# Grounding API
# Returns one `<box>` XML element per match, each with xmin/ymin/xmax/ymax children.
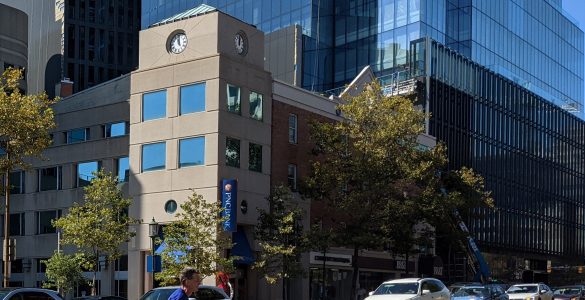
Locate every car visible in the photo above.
<box><xmin>449</xmin><ymin>283</ymin><xmax>483</xmax><ymax>294</ymax></box>
<box><xmin>140</xmin><ymin>286</ymin><xmax>229</xmax><ymax>300</ymax></box>
<box><xmin>552</xmin><ymin>285</ymin><xmax>585</xmax><ymax>300</ymax></box>
<box><xmin>451</xmin><ymin>285</ymin><xmax>509</xmax><ymax>300</ymax></box>
<box><xmin>73</xmin><ymin>296</ymin><xmax>126</xmax><ymax>300</ymax></box>
<box><xmin>506</xmin><ymin>283</ymin><xmax>553</xmax><ymax>300</ymax></box>
<box><xmin>365</xmin><ymin>278</ymin><xmax>450</xmax><ymax>300</ymax></box>
<box><xmin>0</xmin><ymin>288</ymin><xmax>63</xmax><ymax>300</ymax></box>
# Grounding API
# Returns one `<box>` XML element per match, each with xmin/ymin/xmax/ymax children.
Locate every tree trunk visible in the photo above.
<box><xmin>322</xmin><ymin>248</ymin><xmax>327</xmax><ymax>300</ymax></box>
<box><xmin>282</xmin><ymin>278</ymin><xmax>286</xmax><ymax>300</ymax></box>
<box><xmin>3</xmin><ymin>162</ymin><xmax>11</xmax><ymax>288</ymax></box>
<box><xmin>351</xmin><ymin>246</ymin><xmax>359</xmax><ymax>300</ymax></box>
<box><xmin>92</xmin><ymin>252</ymin><xmax>98</xmax><ymax>295</ymax></box>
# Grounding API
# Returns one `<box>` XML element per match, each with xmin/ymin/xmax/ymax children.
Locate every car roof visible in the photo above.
<box><xmin>0</xmin><ymin>288</ymin><xmax>58</xmax><ymax>293</ymax></box>
<box><xmin>152</xmin><ymin>285</ymin><xmax>218</xmax><ymax>290</ymax></box>
<box><xmin>383</xmin><ymin>278</ymin><xmax>443</xmax><ymax>284</ymax></box>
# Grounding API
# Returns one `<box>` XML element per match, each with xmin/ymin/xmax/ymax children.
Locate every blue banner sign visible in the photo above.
<box><xmin>221</xmin><ymin>179</ymin><xmax>237</xmax><ymax>232</ymax></box>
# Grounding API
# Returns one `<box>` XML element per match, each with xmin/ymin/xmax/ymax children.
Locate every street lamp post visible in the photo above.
<box><xmin>148</xmin><ymin>218</ymin><xmax>159</xmax><ymax>289</ymax></box>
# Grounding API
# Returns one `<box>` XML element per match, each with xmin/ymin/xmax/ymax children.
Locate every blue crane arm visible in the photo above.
<box><xmin>453</xmin><ymin>209</ymin><xmax>491</xmax><ymax>282</ymax></box>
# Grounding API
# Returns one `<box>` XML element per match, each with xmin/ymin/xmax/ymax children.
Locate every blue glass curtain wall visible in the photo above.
<box><xmin>426</xmin><ymin>39</ymin><xmax>585</xmax><ymax>257</ymax></box>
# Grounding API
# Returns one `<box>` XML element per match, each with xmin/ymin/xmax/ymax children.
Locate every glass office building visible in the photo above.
<box><xmin>141</xmin><ymin>0</ymin><xmax>583</xmax><ymax>115</ymax></box>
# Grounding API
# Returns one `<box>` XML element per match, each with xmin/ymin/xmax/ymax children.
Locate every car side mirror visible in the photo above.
<box><xmin>422</xmin><ymin>289</ymin><xmax>431</xmax><ymax>295</ymax></box>
<box><xmin>540</xmin><ymin>290</ymin><xmax>547</xmax><ymax>294</ymax></box>
<box><xmin>369</xmin><ymin>291</ymin><xmax>374</xmax><ymax>296</ymax></box>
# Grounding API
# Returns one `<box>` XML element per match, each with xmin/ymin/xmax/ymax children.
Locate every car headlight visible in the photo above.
<box><xmin>525</xmin><ymin>296</ymin><xmax>537</xmax><ymax>300</ymax></box>
<box><xmin>570</xmin><ymin>297</ymin><xmax>578</xmax><ymax>300</ymax></box>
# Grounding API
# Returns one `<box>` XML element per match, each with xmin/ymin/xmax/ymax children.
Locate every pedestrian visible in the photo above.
<box><xmin>216</xmin><ymin>271</ymin><xmax>234</xmax><ymax>299</ymax></box>
<box><xmin>168</xmin><ymin>267</ymin><xmax>202</xmax><ymax>300</ymax></box>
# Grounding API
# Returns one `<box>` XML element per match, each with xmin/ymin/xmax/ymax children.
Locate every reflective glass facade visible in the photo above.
<box><xmin>424</xmin><ymin>39</ymin><xmax>585</xmax><ymax>258</ymax></box>
<box><xmin>142</xmin><ymin>0</ymin><xmax>583</xmax><ymax>114</ymax></box>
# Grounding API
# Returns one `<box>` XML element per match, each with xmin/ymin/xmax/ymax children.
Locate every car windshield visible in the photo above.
<box><xmin>0</xmin><ymin>292</ymin><xmax>10</xmax><ymax>300</ymax></box>
<box><xmin>374</xmin><ymin>283</ymin><xmax>419</xmax><ymax>295</ymax></box>
<box><xmin>140</xmin><ymin>289</ymin><xmax>176</xmax><ymax>300</ymax></box>
<box><xmin>507</xmin><ymin>286</ymin><xmax>538</xmax><ymax>294</ymax></box>
<box><xmin>554</xmin><ymin>288</ymin><xmax>581</xmax><ymax>295</ymax></box>
<box><xmin>453</xmin><ymin>287</ymin><xmax>489</xmax><ymax>298</ymax></box>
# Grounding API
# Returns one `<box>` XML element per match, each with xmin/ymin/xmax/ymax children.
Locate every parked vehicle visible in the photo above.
<box><xmin>73</xmin><ymin>296</ymin><xmax>126</xmax><ymax>300</ymax></box>
<box><xmin>0</xmin><ymin>288</ymin><xmax>63</xmax><ymax>300</ymax></box>
<box><xmin>506</xmin><ymin>283</ymin><xmax>553</xmax><ymax>300</ymax></box>
<box><xmin>451</xmin><ymin>285</ymin><xmax>508</xmax><ymax>300</ymax></box>
<box><xmin>365</xmin><ymin>278</ymin><xmax>450</xmax><ymax>300</ymax></box>
<box><xmin>140</xmin><ymin>286</ymin><xmax>229</xmax><ymax>300</ymax></box>
<box><xmin>449</xmin><ymin>283</ymin><xmax>483</xmax><ymax>294</ymax></box>
<box><xmin>552</xmin><ymin>285</ymin><xmax>585</xmax><ymax>300</ymax></box>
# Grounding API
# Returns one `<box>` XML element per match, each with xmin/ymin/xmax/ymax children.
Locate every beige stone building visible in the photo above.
<box><xmin>4</xmin><ymin>6</ymin><xmax>429</xmax><ymax>300</ymax></box>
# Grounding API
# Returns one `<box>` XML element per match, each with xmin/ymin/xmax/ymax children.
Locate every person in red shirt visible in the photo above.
<box><xmin>216</xmin><ymin>271</ymin><xmax>234</xmax><ymax>299</ymax></box>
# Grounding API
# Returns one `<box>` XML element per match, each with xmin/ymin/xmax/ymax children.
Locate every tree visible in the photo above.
<box><xmin>42</xmin><ymin>251</ymin><xmax>87</xmax><ymax>297</ymax></box>
<box><xmin>155</xmin><ymin>191</ymin><xmax>236</xmax><ymax>285</ymax></box>
<box><xmin>303</xmin><ymin>81</ymin><xmax>492</xmax><ymax>299</ymax></box>
<box><xmin>254</xmin><ymin>185</ymin><xmax>306</xmax><ymax>300</ymax></box>
<box><xmin>53</xmin><ymin>170</ymin><xmax>139</xmax><ymax>295</ymax></box>
<box><xmin>0</xmin><ymin>67</ymin><xmax>58</xmax><ymax>286</ymax></box>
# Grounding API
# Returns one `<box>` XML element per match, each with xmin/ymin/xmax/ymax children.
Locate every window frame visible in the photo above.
<box><xmin>289</xmin><ymin>114</ymin><xmax>298</xmax><ymax>144</ymax></box>
<box><xmin>248</xmin><ymin>143</ymin><xmax>262</xmax><ymax>172</ymax></box>
<box><xmin>180</xmin><ymin>82</ymin><xmax>206</xmax><ymax>115</ymax></box>
<box><xmin>104</xmin><ymin>121</ymin><xmax>129</xmax><ymax>138</ymax></box>
<box><xmin>225</xmin><ymin>137</ymin><xmax>241</xmax><ymax>168</ymax></box>
<box><xmin>116</xmin><ymin>156</ymin><xmax>129</xmax><ymax>182</ymax></box>
<box><xmin>37</xmin><ymin>210</ymin><xmax>62</xmax><ymax>235</ymax></box>
<box><xmin>66</xmin><ymin>127</ymin><xmax>90</xmax><ymax>144</ymax></box>
<box><xmin>179</xmin><ymin>136</ymin><xmax>206</xmax><ymax>168</ymax></box>
<box><xmin>142</xmin><ymin>89</ymin><xmax>167</xmax><ymax>121</ymax></box>
<box><xmin>249</xmin><ymin>91</ymin><xmax>263</xmax><ymax>121</ymax></box>
<box><xmin>38</xmin><ymin>166</ymin><xmax>63</xmax><ymax>191</ymax></box>
<box><xmin>76</xmin><ymin>161</ymin><xmax>100</xmax><ymax>187</ymax></box>
<box><xmin>226</xmin><ymin>84</ymin><xmax>241</xmax><ymax>114</ymax></box>
<box><xmin>287</xmin><ymin>164</ymin><xmax>297</xmax><ymax>190</ymax></box>
<box><xmin>141</xmin><ymin>142</ymin><xmax>166</xmax><ymax>172</ymax></box>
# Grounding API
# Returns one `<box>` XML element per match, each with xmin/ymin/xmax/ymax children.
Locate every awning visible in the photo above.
<box><xmin>232</xmin><ymin>230</ymin><xmax>255</xmax><ymax>265</ymax></box>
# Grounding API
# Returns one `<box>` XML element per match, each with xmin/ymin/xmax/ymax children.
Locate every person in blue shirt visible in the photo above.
<box><xmin>168</xmin><ymin>267</ymin><xmax>202</xmax><ymax>300</ymax></box>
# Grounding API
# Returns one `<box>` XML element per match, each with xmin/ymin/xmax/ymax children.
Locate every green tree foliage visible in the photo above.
<box><xmin>42</xmin><ymin>251</ymin><xmax>87</xmax><ymax>296</ymax></box>
<box><xmin>0</xmin><ymin>67</ymin><xmax>57</xmax><ymax>172</ymax></box>
<box><xmin>155</xmin><ymin>191</ymin><xmax>236</xmax><ymax>285</ymax></box>
<box><xmin>0</xmin><ymin>67</ymin><xmax>58</xmax><ymax>286</ymax></box>
<box><xmin>255</xmin><ymin>185</ymin><xmax>306</xmax><ymax>300</ymax></box>
<box><xmin>303</xmin><ymin>81</ymin><xmax>493</xmax><ymax>299</ymax></box>
<box><xmin>53</xmin><ymin>170</ymin><xmax>139</xmax><ymax>294</ymax></box>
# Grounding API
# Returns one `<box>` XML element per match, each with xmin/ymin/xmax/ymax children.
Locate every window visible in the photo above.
<box><xmin>1</xmin><ymin>213</ymin><xmax>25</xmax><ymax>236</ymax></box>
<box><xmin>180</xmin><ymin>83</ymin><xmax>206</xmax><ymax>115</ymax></box>
<box><xmin>226</xmin><ymin>84</ymin><xmax>241</xmax><ymax>114</ymax></box>
<box><xmin>36</xmin><ymin>258</ymin><xmax>49</xmax><ymax>273</ymax></box>
<box><xmin>3</xmin><ymin>171</ymin><xmax>25</xmax><ymax>194</ymax></box>
<box><xmin>225</xmin><ymin>137</ymin><xmax>240</xmax><ymax>168</ymax></box>
<box><xmin>116</xmin><ymin>156</ymin><xmax>129</xmax><ymax>182</ymax></box>
<box><xmin>142</xmin><ymin>90</ymin><xmax>166</xmax><ymax>121</ymax></box>
<box><xmin>77</xmin><ymin>161</ymin><xmax>99</xmax><ymax>187</ymax></box>
<box><xmin>104</xmin><ymin>121</ymin><xmax>128</xmax><ymax>137</ymax></box>
<box><xmin>39</xmin><ymin>167</ymin><xmax>62</xmax><ymax>191</ymax></box>
<box><xmin>142</xmin><ymin>142</ymin><xmax>166</xmax><ymax>172</ymax></box>
<box><xmin>115</xmin><ymin>255</ymin><xmax>128</xmax><ymax>271</ymax></box>
<box><xmin>289</xmin><ymin>114</ymin><xmax>298</xmax><ymax>144</ymax></box>
<box><xmin>66</xmin><ymin>128</ymin><xmax>90</xmax><ymax>144</ymax></box>
<box><xmin>249</xmin><ymin>143</ymin><xmax>262</xmax><ymax>172</ymax></box>
<box><xmin>179</xmin><ymin>137</ymin><xmax>205</xmax><ymax>167</ymax></box>
<box><xmin>37</xmin><ymin>210</ymin><xmax>61</xmax><ymax>234</ymax></box>
<box><xmin>249</xmin><ymin>91</ymin><xmax>263</xmax><ymax>121</ymax></box>
<box><xmin>288</xmin><ymin>164</ymin><xmax>297</xmax><ymax>190</ymax></box>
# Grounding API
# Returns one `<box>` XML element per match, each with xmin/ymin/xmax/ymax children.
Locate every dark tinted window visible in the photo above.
<box><xmin>195</xmin><ymin>288</ymin><xmax>226</xmax><ymax>300</ymax></box>
<box><xmin>14</xmin><ymin>292</ymin><xmax>55</xmax><ymax>300</ymax></box>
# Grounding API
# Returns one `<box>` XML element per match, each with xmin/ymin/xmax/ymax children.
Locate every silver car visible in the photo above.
<box><xmin>0</xmin><ymin>288</ymin><xmax>63</xmax><ymax>300</ymax></box>
<box><xmin>140</xmin><ymin>286</ymin><xmax>229</xmax><ymax>300</ymax></box>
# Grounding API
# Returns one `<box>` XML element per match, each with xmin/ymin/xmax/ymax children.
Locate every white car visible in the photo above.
<box><xmin>506</xmin><ymin>283</ymin><xmax>553</xmax><ymax>300</ymax></box>
<box><xmin>0</xmin><ymin>288</ymin><xmax>63</xmax><ymax>300</ymax></box>
<box><xmin>140</xmin><ymin>286</ymin><xmax>230</xmax><ymax>300</ymax></box>
<box><xmin>365</xmin><ymin>278</ymin><xmax>450</xmax><ymax>300</ymax></box>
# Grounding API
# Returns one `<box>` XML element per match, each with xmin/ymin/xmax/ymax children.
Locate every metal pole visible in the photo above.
<box><xmin>151</xmin><ymin>236</ymin><xmax>155</xmax><ymax>289</ymax></box>
<box><xmin>3</xmin><ymin>152</ymin><xmax>11</xmax><ymax>287</ymax></box>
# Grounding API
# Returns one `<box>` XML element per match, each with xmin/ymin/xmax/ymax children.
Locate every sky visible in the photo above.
<box><xmin>562</xmin><ymin>0</ymin><xmax>585</xmax><ymax>114</ymax></box>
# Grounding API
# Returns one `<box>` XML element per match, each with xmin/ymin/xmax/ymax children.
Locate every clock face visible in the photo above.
<box><xmin>169</xmin><ymin>32</ymin><xmax>187</xmax><ymax>54</ymax></box>
<box><xmin>234</xmin><ymin>31</ymin><xmax>248</xmax><ymax>56</ymax></box>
